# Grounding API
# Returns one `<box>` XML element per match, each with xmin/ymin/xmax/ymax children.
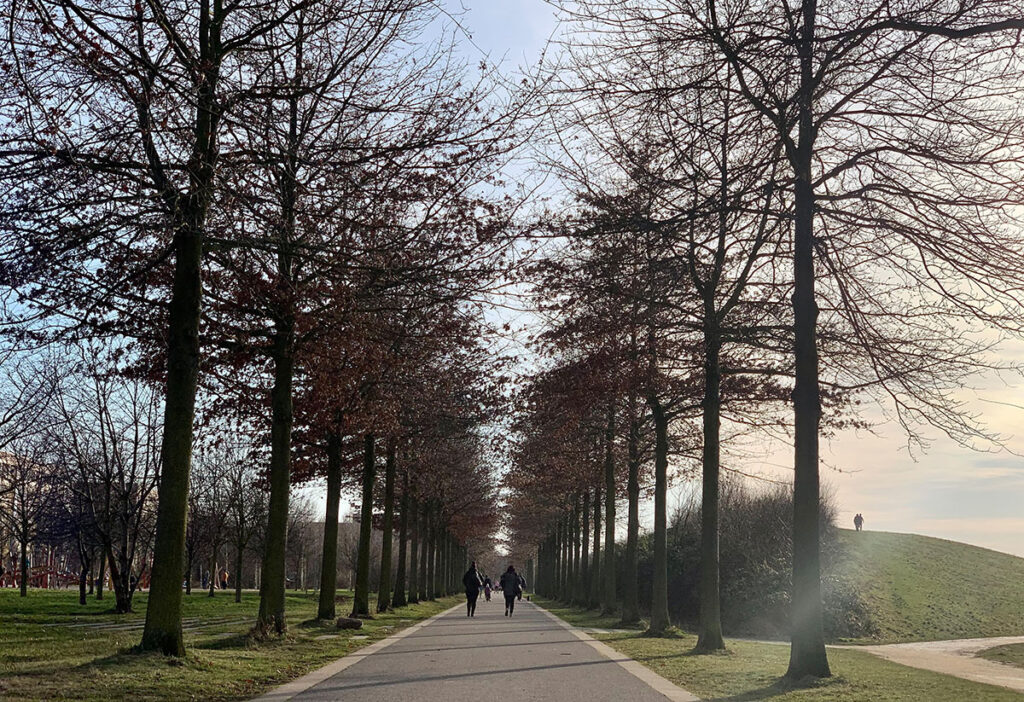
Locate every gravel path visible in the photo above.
<box><xmin>838</xmin><ymin>635</ymin><xmax>1024</xmax><ymax>694</ymax></box>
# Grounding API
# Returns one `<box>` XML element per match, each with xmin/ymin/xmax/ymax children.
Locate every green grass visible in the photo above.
<box><xmin>833</xmin><ymin>530</ymin><xmax>1024</xmax><ymax>642</ymax></box>
<box><xmin>978</xmin><ymin>643</ymin><xmax>1024</xmax><ymax>670</ymax></box>
<box><xmin>539</xmin><ymin>599</ymin><xmax>1024</xmax><ymax>701</ymax></box>
<box><xmin>0</xmin><ymin>588</ymin><xmax>457</xmax><ymax>701</ymax></box>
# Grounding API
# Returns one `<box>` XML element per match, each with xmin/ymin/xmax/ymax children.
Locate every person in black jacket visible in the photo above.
<box><xmin>462</xmin><ymin>562</ymin><xmax>483</xmax><ymax>617</ymax></box>
<box><xmin>499</xmin><ymin>565</ymin><xmax>522</xmax><ymax>617</ymax></box>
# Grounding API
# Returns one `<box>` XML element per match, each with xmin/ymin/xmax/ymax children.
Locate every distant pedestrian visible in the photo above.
<box><xmin>219</xmin><ymin>568</ymin><xmax>229</xmax><ymax>589</ymax></box>
<box><xmin>463</xmin><ymin>561</ymin><xmax>483</xmax><ymax>617</ymax></box>
<box><xmin>483</xmin><ymin>576</ymin><xmax>492</xmax><ymax>602</ymax></box>
<box><xmin>854</xmin><ymin>513</ymin><xmax>864</xmax><ymax>532</ymax></box>
<box><xmin>500</xmin><ymin>565</ymin><xmax>522</xmax><ymax>617</ymax></box>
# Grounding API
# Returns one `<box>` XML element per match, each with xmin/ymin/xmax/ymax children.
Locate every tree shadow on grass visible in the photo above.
<box><xmin>704</xmin><ymin>675</ymin><xmax>847</xmax><ymax>701</ymax></box>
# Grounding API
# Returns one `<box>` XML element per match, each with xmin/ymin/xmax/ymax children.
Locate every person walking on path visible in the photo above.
<box><xmin>483</xmin><ymin>576</ymin><xmax>492</xmax><ymax>602</ymax></box>
<box><xmin>500</xmin><ymin>565</ymin><xmax>521</xmax><ymax>617</ymax></box>
<box><xmin>854</xmin><ymin>513</ymin><xmax>864</xmax><ymax>531</ymax></box>
<box><xmin>463</xmin><ymin>561</ymin><xmax>483</xmax><ymax>617</ymax></box>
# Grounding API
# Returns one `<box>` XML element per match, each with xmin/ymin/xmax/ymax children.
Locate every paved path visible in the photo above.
<box><xmin>840</xmin><ymin>636</ymin><xmax>1024</xmax><ymax>694</ymax></box>
<box><xmin>257</xmin><ymin>598</ymin><xmax>697</xmax><ymax>702</ymax></box>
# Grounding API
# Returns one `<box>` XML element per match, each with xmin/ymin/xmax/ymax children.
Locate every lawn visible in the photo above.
<box><xmin>833</xmin><ymin>530</ymin><xmax>1024</xmax><ymax>643</ymax></box>
<box><xmin>538</xmin><ymin>599</ymin><xmax>1024</xmax><ymax>701</ymax></box>
<box><xmin>0</xmin><ymin>587</ymin><xmax>457</xmax><ymax>701</ymax></box>
<box><xmin>978</xmin><ymin>643</ymin><xmax>1024</xmax><ymax>670</ymax></box>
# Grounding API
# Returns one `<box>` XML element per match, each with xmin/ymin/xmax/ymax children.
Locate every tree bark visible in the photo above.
<box><xmin>602</xmin><ymin>402</ymin><xmax>617</xmax><ymax>615</ymax></box>
<box><xmin>19</xmin><ymin>537</ymin><xmax>28</xmax><ymax>597</ymax></box>
<box><xmin>696</xmin><ymin>324</ymin><xmax>725</xmax><ymax>650</ymax></box>
<box><xmin>426</xmin><ymin>507</ymin><xmax>437</xmax><ymax>600</ymax></box>
<box><xmin>377</xmin><ymin>439</ymin><xmax>396</xmax><ymax>612</ymax></box>
<box><xmin>621</xmin><ymin>412</ymin><xmax>641</xmax><ymax>626</ymax></box>
<box><xmin>648</xmin><ymin>395</ymin><xmax>670</xmax><ymax>634</ymax></box>
<box><xmin>571</xmin><ymin>494</ymin><xmax>581</xmax><ymax>604</ymax></box>
<box><xmin>351</xmin><ymin>433</ymin><xmax>375</xmax><ymax>617</ymax></box>
<box><xmin>255</xmin><ymin>313</ymin><xmax>296</xmax><ymax>635</ymax></box>
<box><xmin>580</xmin><ymin>490</ymin><xmax>590</xmax><ymax>604</ymax></box>
<box><xmin>140</xmin><ymin>0</ymin><xmax>220</xmax><ymax>654</ymax></box>
<box><xmin>392</xmin><ymin>470</ymin><xmax>410</xmax><ymax>608</ymax></box>
<box><xmin>408</xmin><ymin>493</ymin><xmax>420</xmax><ymax>604</ymax></box>
<box><xmin>317</xmin><ymin>432</ymin><xmax>343</xmax><ymax>619</ymax></box>
<box><xmin>96</xmin><ymin>555</ymin><xmax>105</xmax><ymax>601</ymax></box>
<box><xmin>208</xmin><ymin>544</ymin><xmax>217</xmax><ymax>597</ymax></box>
<box><xmin>786</xmin><ymin>0</ymin><xmax>830</xmax><ymax>680</ymax></box>
<box><xmin>590</xmin><ymin>484</ymin><xmax>602</xmax><ymax>608</ymax></box>
<box><xmin>417</xmin><ymin>500</ymin><xmax>429</xmax><ymax>601</ymax></box>
<box><xmin>234</xmin><ymin>541</ymin><xmax>244</xmax><ymax>604</ymax></box>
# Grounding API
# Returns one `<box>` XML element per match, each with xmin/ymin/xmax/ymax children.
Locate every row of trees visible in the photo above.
<box><xmin>0</xmin><ymin>0</ymin><xmax>513</xmax><ymax>654</ymax></box>
<box><xmin>508</xmin><ymin>0</ymin><xmax>1024</xmax><ymax>681</ymax></box>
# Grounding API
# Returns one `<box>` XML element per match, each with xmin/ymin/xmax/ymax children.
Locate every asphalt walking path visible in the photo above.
<box><xmin>257</xmin><ymin>596</ymin><xmax>698</xmax><ymax>702</ymax></box>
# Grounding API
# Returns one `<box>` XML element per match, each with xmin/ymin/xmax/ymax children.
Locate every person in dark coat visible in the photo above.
<box><xmin>462</xmin><ymin>561</ymin><xmax>483</xmax><ymax>617</ymax></box>
<box><xmin>499</xmin><ymin>565</ymin><xmax>522</xmax><ymax>617</ymax></box>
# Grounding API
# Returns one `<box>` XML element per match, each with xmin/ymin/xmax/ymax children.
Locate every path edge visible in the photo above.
<box><xmin>532</xmin><ymin>602</ymin><xmax>701</xmax><ymax>702</ymax></box>
<box><xmin>249</xmin><ymin>603</ymin><xmax>462</xmax><ymax>702</ymax></box>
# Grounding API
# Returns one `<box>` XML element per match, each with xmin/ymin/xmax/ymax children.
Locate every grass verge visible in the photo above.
<box><xmin>537</xmin><ymin>598</ymin><xmax>1024</xmax><ymax>701</ymax></box>
<box><xmin>834</xmin><ymin>530</ymin><xmax>1024</xmax><ymax>643</ymax></box>
<box><xmin>0</xmin><ymin>588</ymin><xmax>457</xmax><ymax>701</ymax></box>
<box><xmin>978</xmin><ymin>643</ymin><xmax>1024</xmax><ymax>670</ymax></box>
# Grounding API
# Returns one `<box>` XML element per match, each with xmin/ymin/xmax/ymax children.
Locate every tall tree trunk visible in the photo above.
<box><xmin>141</xmin><ymin>4</ymin><xmax>220</xmax><ymax>651</ymax></box>
<box><xmin>581</xmin><ymin>488</ymin><xmax>590</xmax><ymax>605</ymax></box>
<box><xmin>408</xmin><ymin>493</ymin><xmax>420</xmax><ymax>604</ymax></box>
<box><xmin>377</xmin><ymin>439</ymin><xmax>396</xmax><ymax>613</ymax></box>
<box><xmin>552</xmin><ymin>521</ymin><xmax>560</xmax><ymax>599</ymax></box>
<box><xmin>392</xmin><ymin>470</ymin><xmax>410</xmax><ymax>608</ymax></box>
<box><xmin>96</xmin><ymin>555</ymin><xmax>105</xmax><ymax>601</ymax></box>
<box><xmin>79</xmin><ymin>565</ymin><xmax>88</xmax><ymax>605</ymax></box>
<box><xmin>621</xmin><ymin>413</ymin><xmax>641</xmax><ymax>626</ymax></box>
<box><xmin>697</xmin><ymin>324</ymin><xmax>725</xmax><ymax>650</ymax></box>
<box><xmin>208</xmin><ymin>544</ymin><xmax>217</xmax><ymax>597</ymax></box>
<box><xmin>648</xmin><ymin>395</ymin><xmax>670</xmax><ymax>635</ymax></box>
<box><xmin>570</xmin><ymin>496</ymin><xmax>580</xmax><ymax>603</ymax></box>
<box><xmin>19</xmin><ymin>536</ymin><xmax>28</xmax><ymax>597</ymax></box>
<box><xmin>140</xmin><ymin>222</ymin><xmax>203</xmax><ymax>653</ymax></box>
<box><xmin>426</xmin><ymin>507</ymin><xmax>437</xmax><ymax>600</ymax></box>
<box><xmin>256</xmin><ymin>314</ymin><xmax>296</xmax><ymax>635</ymax></box>
<box><xmin>351</xmin><ymin>433</ymin><xmax>375</xmax><ymax>617</ymax></box>
<box><xmin>590</xmin><ymin>485</ymin><xmax>601</xmax><ymax>608</ymax></box>
<box><xmin>417</xmin><ymin>501</ymin><xmax>429</xmax><ymax>601</ymax></box>
<box><xmin>558</xmin><ymin>512</ymin><xmax>568</xmax><ymax>599</ymax></box>
<box><xmin>317</xmin><ymin>432</ymin><xmax>342</xmax><ymax>619</ymax></box>
<box><xmin>602</xmin><ymin>402</ymin><xmax>617</xmax><ymax>615</ymax></box>
<box><xmin>787</xmin><ymin>0</ymin><xmax>830</xmax><ymax>679</ymax></box>
<box><xmin>234</xmin><ymin>541</ymin><xmax>244</xmax><ymax>604</ymax></box>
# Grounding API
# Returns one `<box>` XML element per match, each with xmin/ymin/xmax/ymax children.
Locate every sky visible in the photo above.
<box><xmin>442</xmin><ymin>0</ymin><xmax>1024</xmax><ymax>558</ymax></box>
<box><xmin>311</xmin><ymin>1</ymin><xmax>1024</xmax><ymax>560</ymax></box>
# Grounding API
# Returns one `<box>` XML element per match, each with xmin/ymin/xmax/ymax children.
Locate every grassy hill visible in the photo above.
<box><xmin>833</xmin><ymin>529</ymin><xmax>1024</xmax><ymax>642</ymax></box>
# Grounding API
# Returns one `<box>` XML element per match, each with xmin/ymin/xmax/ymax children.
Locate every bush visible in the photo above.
<box><xmin>629</xmin><ymin>480</ymin><xmax>875</xmax><ymax>640</ymax></box>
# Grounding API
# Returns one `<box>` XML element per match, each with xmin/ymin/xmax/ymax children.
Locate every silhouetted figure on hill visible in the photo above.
<box><xmin>463</xmin><ymin>562</ymin><xmax>482</xmax><ymax>617</ymax></box>
<box><xmin>854</xmin><ymin>513</ymin><xmax>864</xmax><ymax>531</ymax></box>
